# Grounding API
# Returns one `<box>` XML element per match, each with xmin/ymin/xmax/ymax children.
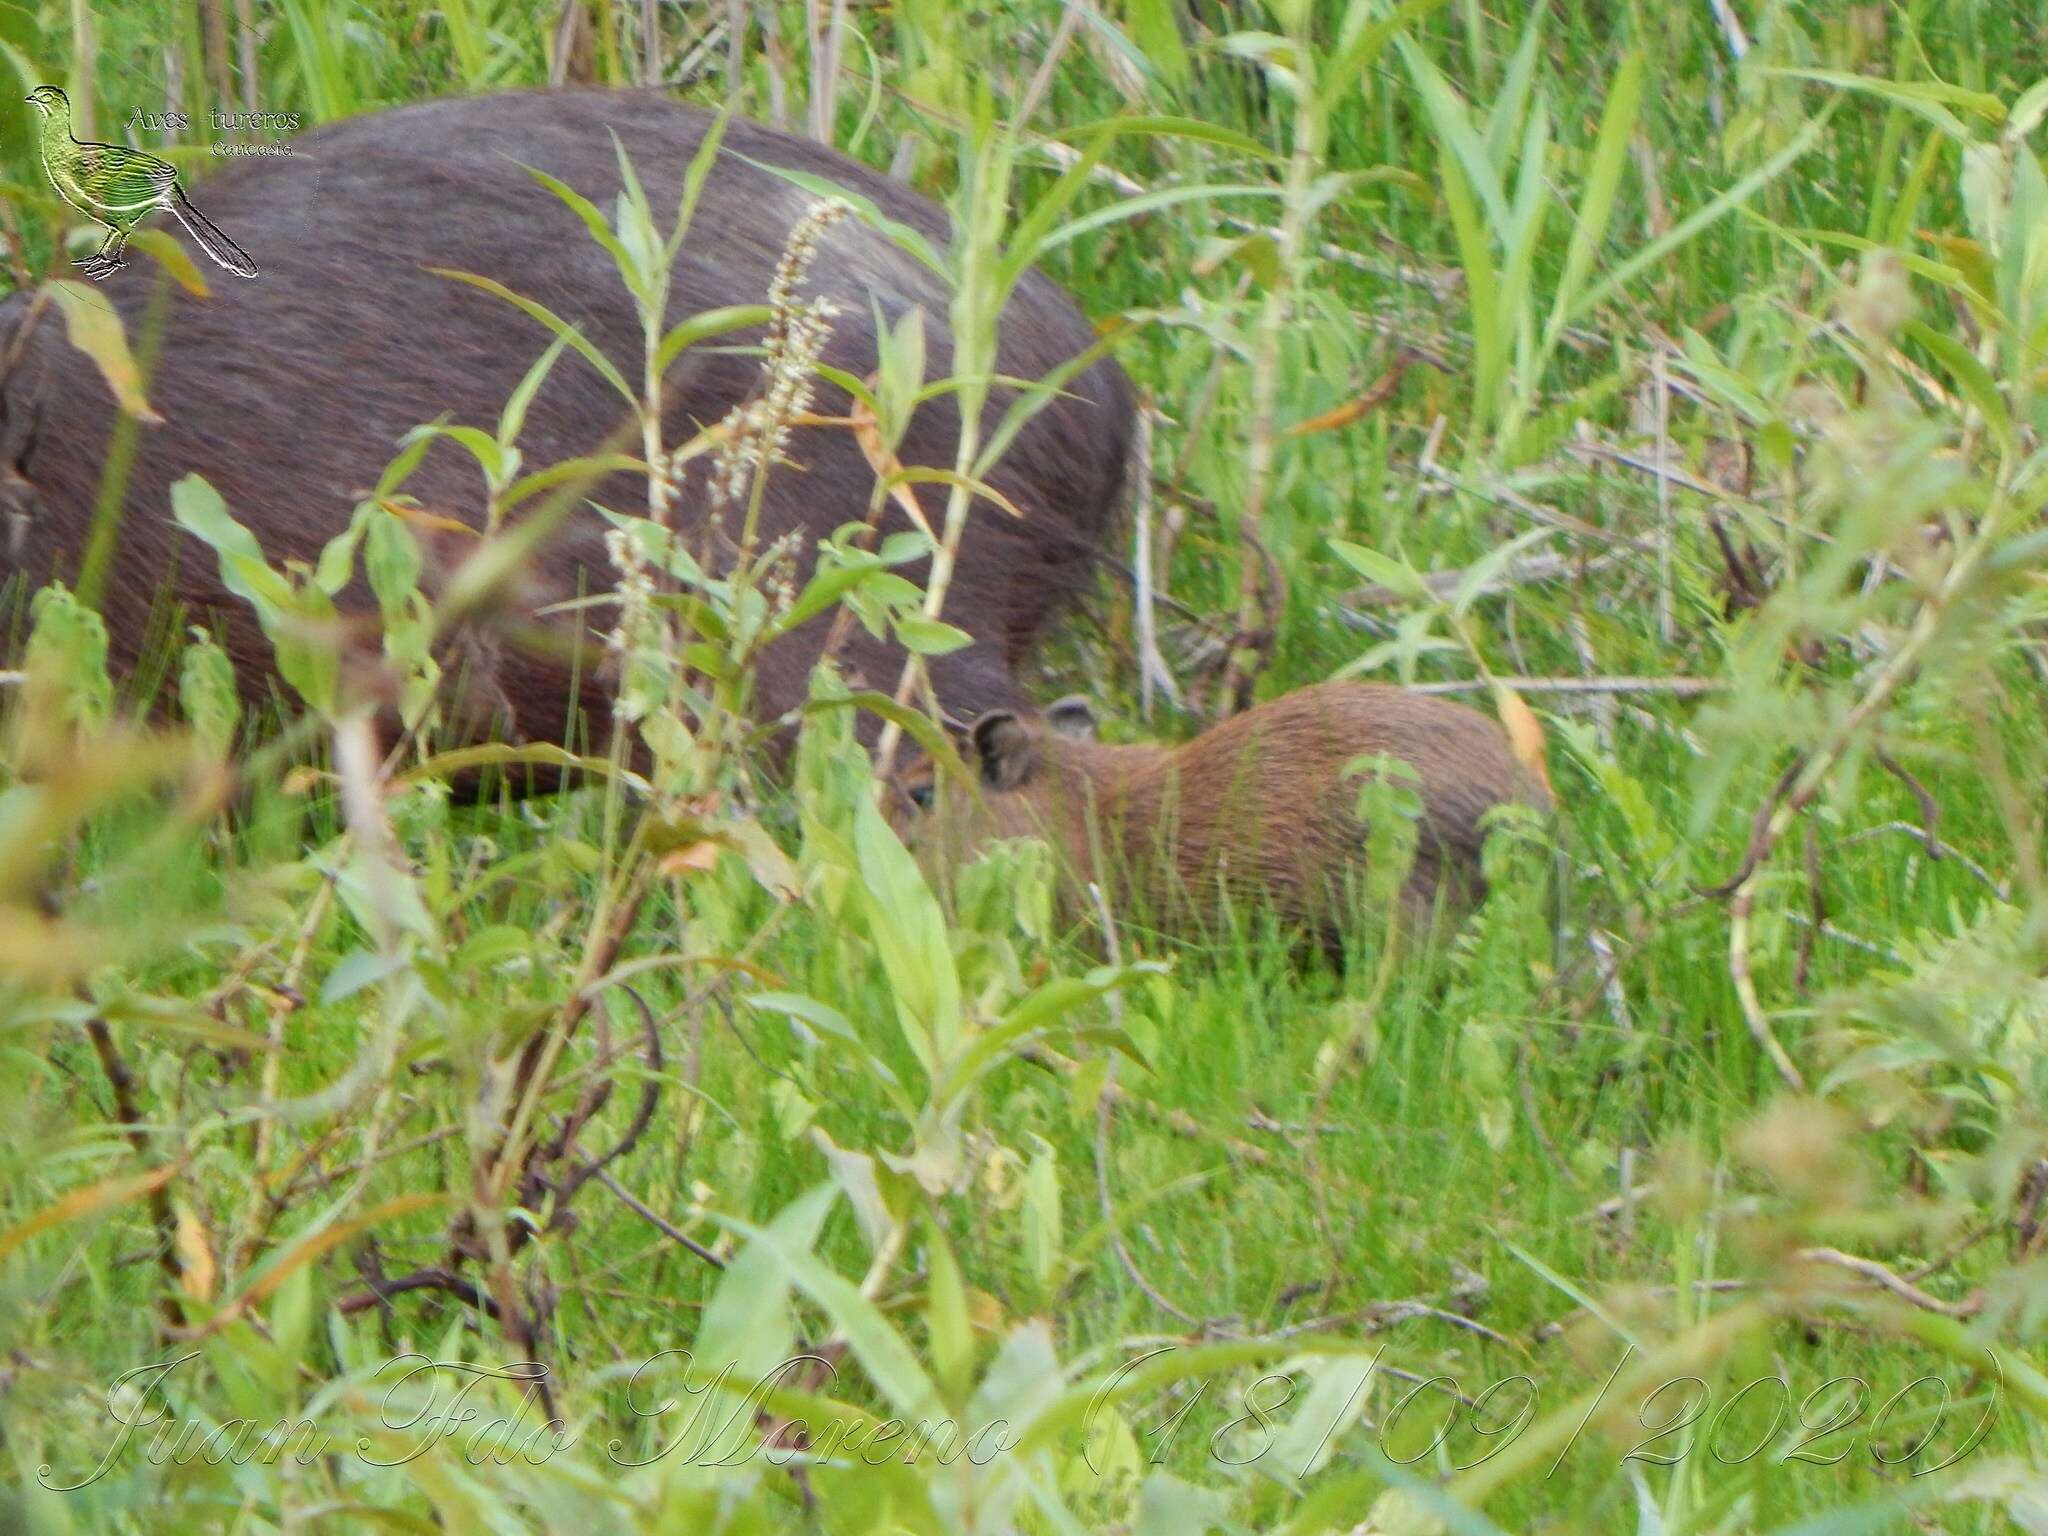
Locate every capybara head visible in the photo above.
<box><xmin>888</xmin><ymin>692</ymin><xmax>1108</xmax><ymax>861</ymax></box>
<box><xmin>891</xmin><ymin>680</ymin><xmax>1552</xmax><ymax>937</ymax></box>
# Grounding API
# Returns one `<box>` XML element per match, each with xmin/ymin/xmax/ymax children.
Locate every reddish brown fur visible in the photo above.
<box><xmin>892</xmin><ymin>681</ymin><xmax>1553</xmax><ymax>935</ymax></box>
<box><xmin>0</xmin><ymin>90</ymin><xmax>1133</xmax><ymax>753</ymax></box>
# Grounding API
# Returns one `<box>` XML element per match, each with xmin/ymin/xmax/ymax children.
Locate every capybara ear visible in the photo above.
<box><xmin>1043</xmin><ymin>694</ymin><xmax>1098</xmax><ymax>740</ymax></box>
<box><xmin>970</xmin><ymin>711</ymin><xmax>1038</xmax><ymax>790</ymax></box>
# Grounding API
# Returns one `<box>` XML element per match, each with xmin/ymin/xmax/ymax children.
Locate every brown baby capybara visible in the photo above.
<box><xmin>890</xmin><ymin>681</ymin><xmax>1553</xmax><ymax>937</ymax></box>
<box><xmin>0</xmin><ymin>89</ymin><xmax>1134</xmax><ymax>752</ymax></box>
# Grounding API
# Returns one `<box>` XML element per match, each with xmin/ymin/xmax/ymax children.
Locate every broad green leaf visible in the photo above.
<box><xmin>1329</xmin><ymin>537</ymin><xmax>1431</xmax><ymax>601</ymax></box>
<box><xmin>691</xmin><ymin>1184</ymin><xmax>838</xmax><ymax>1408</ymax></box>
<box><xmin>1122</xmin><ymin>0</ymin><xmax>1189</xmax><ymax>86</ymax></box>
<box><xmin>126</xmin><ymin>227</ymin><xmax>207</xmax><ymax>296</ymax></box>
<box><xmin>705</xmin><ymin>1193</ymin><xmax>945</xmax><ymax>1423</ymax></box>
<box><xmin>893</xmin><ymin>616</ymin><xmax>975</xmax><ymax>655</ymax></box>
<box><xmin>852</xmin><ymin>792</ymin><xmax>962</xmax><ymax>1078</ymax></box>
<box><xmin>1904</xmin><ymin>318</ymin><xmax>2013</xmax><ymax>454</ymax></box>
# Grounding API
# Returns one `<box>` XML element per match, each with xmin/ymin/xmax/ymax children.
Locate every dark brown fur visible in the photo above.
<box><xmin>892</xmin><ymin>682</ymin><xmax>1553</xmax><ymax>936</ymax></box>
<box><xmin>0</xmin><ymin>89</ymin><xmax>1134</xmax><ymax>749</ymax></box>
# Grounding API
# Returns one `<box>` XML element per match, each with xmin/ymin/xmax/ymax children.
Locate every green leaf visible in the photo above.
<box><xmin>771</xmin><ymin>553</ymin><xmax>889</xmax><ymax>636</ymax></box>
<box><xmin>1329</xmin><ymin>537</ymin><xmax>1431</xmax><ymax>601</ymax></box>
<box><xmin>1396</xmin><ymin>35</ymin><xmax>1510</xmax><ymax>239</ymax></box>
<box><xmin>372</xmin><ymin>424</ymin><xmax>440</xmax><ymax>502</ymax></box>
<box><xmin>1022</xmin><ymin>1139</ymin><xmax>1061</xmax><ymax>1289</ymax></box>
<box><xmin>1483</xmin><ymin>8</ymin><xmax>1544</xmax><ymax>170</ymax></box>
<box><xmin>1028</xmin><ymin>182</ymin><xmax>1283</xmax><ymax>261</ymax></box>
<box><xmin>2008</xmin><ymin>78</ymin><xmax>2048</xmax><ymax>144</ymax></box>
<box><xmin>853</xmin><ymin>792</ymin><xmax>962</xmax><ymax>1079</ymax></box>
<box><xmin>24</xmin><ymin>582</ymin><xmax>112</xmax><ymax>730</ymax></box>
<box><xmin>1904</xmin><ymin>318</ymin><xmax>2012</xmax><ymax>454</ymax></box>
<box><xmin>125</xmin><ymin>227</ymin><xmax>208</xmax><ymax>297</ymax></box>
<box><xmin>313</xmin><ymin>506</ymin><xmax>371</xmax><ymax>596</ymax></box>
<box><xmin>653</xmin><ymin>303</ymin><xmax>772</xmax><ymax>375</ymax></box>
<box><xmin>498</xmin><ymin>332</ymin><xmax>571</xmax><ymax>451</ymax></box>
<box><xmin>704</xmin><ymin>1192</ymin><xmax>945</xmax><ymax>1423</ymax></box>
<box><xmin>608</xmin><ymin>127</ymin><xmax>656</xmax><ymax>249</ymax></box>
<box><xmin>873</xmin><ymin>303</ymin><xmax>927</xmax><ymax>449</ymax></box>
<box><xmin>1542</xmin><ymin>51</ymin><xmax>1643</xmax><ymax>361</ymax></box>
<box><xmin>1271</xmin><ymin>1351</ymin><xmax>1383</xmax><ymax>1481</ymax></box>
<box><xmin>321</xmin><ymin>947</ymin><xmax>406</xmax><ymax>1005</ymax></box>
<box><xmin>497</xmin><ymin>452</ymin><xmax>646</xmax><ymax>514</ymax></box>
<box><xmin>668</xmin><ymin>104</ymin><xmax>732</xmax><ymax>261</ymax></box>
<box><xmin>363</xmin><ymin>510</ymin><xmax>424</xmax><ymax>620</ymax></box>
<box><xmin>399</xmin><ymin>422</ymin><xmax>505</xmax><ymax>483</ymax></box>
<box><xmin>802</xmin><ymin>689</ymin><xmax>964</xmax><ymax>779</ymax></box>
<box><xmin>936</xmin><ymin>963</ymin><xmax>1160</xmax><ymax>1109</ymax></box>
<box><xmin>1451</xmin><ymin>527</ymin><xmax>1554</xmax><ymax>620</ymax></box>
<box><xmin>172</xmin><ymin>476</ymin><xmax>279</xmax><ymax>616</ymax></box>
<box><xmin>397</xmin><ymin>741</ymin><xmax>654</xmax><ymax>794</ymax></box>
<box><xmin>519</xmin><ymin>161</ymin><xmax>632</xmax><ymax>276</ymax></box>
<box><xmin>693</xmin><ymin>1185</ymin><xmax>837</xmax><ymax>1396</ymax></box>
<box><xmin>426</xmin><ymin>266</ymin><xmax>637</xmax><ymax>408</ymax></box>
<box><xmin>1321</xmin><ymin>0</ymin><xmax>1447</xmax><ymax>108</ymax></box>
<box><xmin>893</xmin><ymin>616</ymin><xmax>975</xmax><ymax>656</ymax></box>
<box><xmin>1764</xmin><ymin>67</ymin><xmax>1999</xmax><ymax>142</ymax></box>
<box><xmin>739</xmin><ymin>159</ymin><xmax>947</xmax><ymax>276</ymax></box>
<box><xmin>925</xmin><ymin>1219</ymin><xmax>974</xmax><ymax>1403</ymax></box>
<box><xmin>1437</xmin><ymin>142</ymin><xmax>1503</xmax><ymax>430</ymax></box>
<box><xmin>975</xmin><ymin>317</ymin><xmax>1146</xmax><ymax>482</ymax></box>
<box><xmin>177</xmin><ymin>628</ymin><xmax>240</xmax><ymax>752</ymax></box>
<box><xmin>1122</xmin><ymin>0</ymin><xmax>1189</xmax><ymax>86</ymax></box>
<box><xmin>1052</xmin><ymin>113</ymin><xmax>1280</xmax><ymax>164</ymax></box>
<box><xmin>746</xmin><ymin>991</ymin><xmax>906</xmax><ymax>1098</ymax></box>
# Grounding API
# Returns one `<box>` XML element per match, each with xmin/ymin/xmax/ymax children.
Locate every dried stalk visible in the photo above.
<box><xmin>84</xmin><ymin>1014</ymin><xmax>186</xmax><ymax>1330</ymax></box>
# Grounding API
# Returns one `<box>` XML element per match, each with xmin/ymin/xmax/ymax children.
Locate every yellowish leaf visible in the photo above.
<box><xmin>659</xmin><ymin>841</ymin><xmax>722</xmax><ymax>877</ymax></box>
<box><xmin>201</xmin><ymin>1191</ymin><xmax>449</xmax><ymax>1337</ymax></box>
<box><xmin>126</xmin><ymin>228</ymin><xmax>210</xmax><ymax>297</ymax></box>
<box><xmin>966</xmin><ymin>1286</ymin><xmax>1005</xmax><ymax>1335</ymax></box>
<box><xmin>1284</xmin><ymin>350</ymin><xmax>1422</xmax><ymax>437</ymax></box>
<box><xmin>381</xmin><ymin>499</ymin><xmax>479</xmax><ymax>538</ymax></box>
<box><xmin>175</xmin><ymin>1203</ymin><xmax>217</xmax><ymax>1301</ymax></box>
<box><xmin>1490</xmin><ymin>681</ymin><xmax>1553</xmax><ymax>797</ymax></box>
<box><xmin>851</xmin><ymin>390</ymin><xmax>935</xmax><ymax>538</ymax></box>
<box><xmin>890</xmin><ymin>466</ymin><xmax>1026</xmax><ymax>519</ymax></box>
<box><xmin>45</xmin><ymin>279</ymin><xmax>164</xmax><ymax>423</ymax></box>
<box><xmin>0</xmin><ymin>1164</ymin><xmax>177</xmax><ymax>1264</ymax></box>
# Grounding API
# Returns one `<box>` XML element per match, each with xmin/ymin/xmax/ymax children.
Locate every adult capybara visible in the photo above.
<box><xmin>890</xmin><ymin>682</ymin><xmax>1553</xmax><ymax>936</ymax></box>
<box><xmin>0</xmin><ymin>89</ymin><xmax>1134</xmax><ymax>751</ymax></box>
